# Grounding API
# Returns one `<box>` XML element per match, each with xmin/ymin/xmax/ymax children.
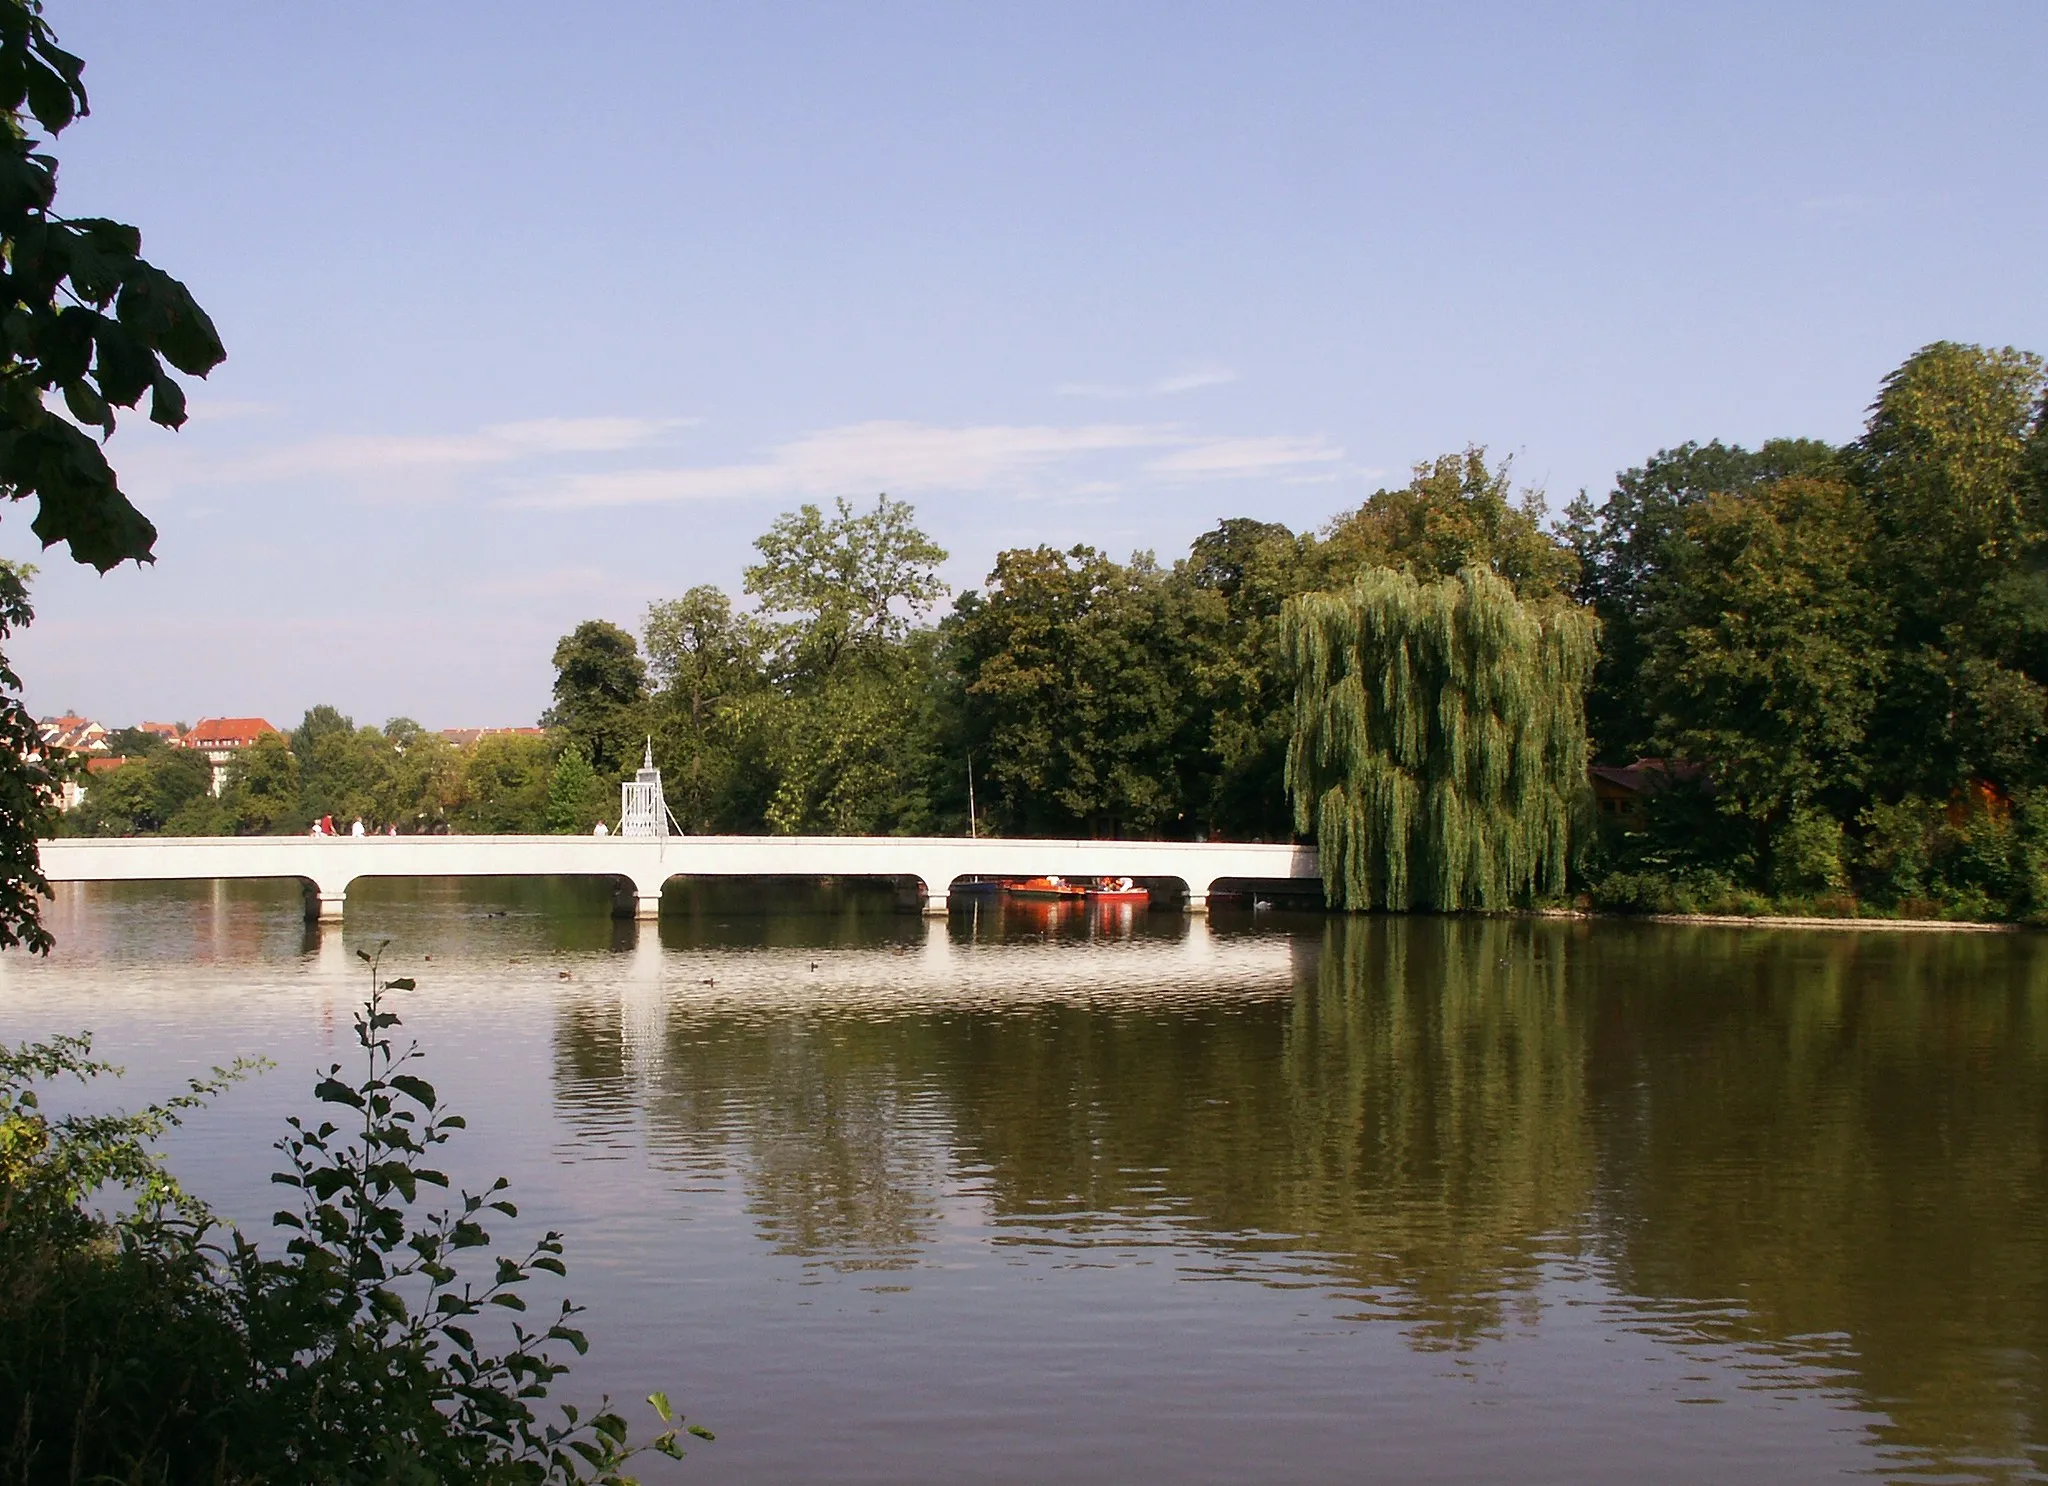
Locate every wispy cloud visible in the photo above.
<box><xmin>1147</xmin><ymin>435</ymin><xmax>1344</xmax><ymax>478</ymax></box>
<box><xmin>228</xmin><ymin>416</ymin><xmax>687</xmax><ymax>481</ymax></box>
<box><xmin>130</xmin><ymin>409</ymin><xmax>1345</xmax><ymax>514</ymax></box>
<box><xmin>1055</xmin><ymin>363</ymin><xmax>1239</xmax><ymax>400</ymax></box>
<box><xmin>527</xmin><ymin>420</ymin><xmax>1176</xmax><ymax>508</ymax></box>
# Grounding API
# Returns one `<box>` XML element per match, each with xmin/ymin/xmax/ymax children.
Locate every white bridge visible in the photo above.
<box><xmin>37</xmin><ymin>835</ymin><xmax>1322</xmax><ymax>921</ymax></box>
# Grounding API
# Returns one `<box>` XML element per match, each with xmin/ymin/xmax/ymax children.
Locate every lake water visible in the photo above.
<box><xmin>3</xmin><ymin>878</ymin><xmax>2044</xmax><ymax>1484</ymax></box>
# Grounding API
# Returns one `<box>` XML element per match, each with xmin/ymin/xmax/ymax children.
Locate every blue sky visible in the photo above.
<box><xmin>9</xmin><ymin>1</ymin><xmax>2045</xmax><ymax>727</ymax></box>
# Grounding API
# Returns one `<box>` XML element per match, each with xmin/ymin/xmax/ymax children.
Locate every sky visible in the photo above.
<box><xmin>7</xmin><ymin>1</ymin><xmax>2045</xmax><ymax>729</ymax></box>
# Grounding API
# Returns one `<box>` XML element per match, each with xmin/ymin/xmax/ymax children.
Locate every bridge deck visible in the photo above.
<box><xmin>38</xmin><ymin>835</ymin><xmax>1321</xmax><ymax>921</ymax></box>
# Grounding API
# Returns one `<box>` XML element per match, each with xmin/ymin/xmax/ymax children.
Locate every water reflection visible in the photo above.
<box><xmin>7</xmin><ymin>882</ymin><xmax>2045</xmax><ymax>1481</ymax></box>
<box><xmin>551</xmin><ymin>913</ymin><xmax>2048</xmax><ymax>1479</ymax></box>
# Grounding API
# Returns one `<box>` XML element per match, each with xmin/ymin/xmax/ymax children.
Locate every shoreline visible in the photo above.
<box><xmin>1530</xmin><ymin>908</ymin><xmax>2023</xmax><ymax>933</ymax></box>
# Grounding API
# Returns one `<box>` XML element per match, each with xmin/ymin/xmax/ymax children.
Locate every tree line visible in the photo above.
<box><xmin>541</xmin><ymin>338</ymin><xmax>2048</xmax><ymax>918</ymax></box>
<box><xmin>62</xmin><ymin>341</ymin><xmax>2048</xmax><ymax>918</ymax></box>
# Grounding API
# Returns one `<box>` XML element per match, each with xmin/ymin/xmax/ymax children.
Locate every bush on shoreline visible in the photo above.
<box><xmin>0</xmin><ymin>953</ymin><xmax>705</xmax><ymax>1483</ymax></box>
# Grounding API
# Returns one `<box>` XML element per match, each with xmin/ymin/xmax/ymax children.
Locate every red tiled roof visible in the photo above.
<box><xmin>38</xmin><ymin>715</ymin><xmax>110</xmax><ymax>753</ymax></box>
<box><xmin>185</xmin><ymin>717</ymin><xmax>280</xmax><ymax>748</ymax></box>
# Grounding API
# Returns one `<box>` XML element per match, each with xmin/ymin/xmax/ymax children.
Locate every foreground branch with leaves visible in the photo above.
<box><xmin>0</xmin><ymin>951</ymin><xmax>706</xmax><ymax>1483</ymax></box>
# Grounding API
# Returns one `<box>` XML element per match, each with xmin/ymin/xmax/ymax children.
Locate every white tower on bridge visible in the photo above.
<box><xmin>620</xmin><ymin>739</ymin><xmax>668</xmax><ymax>839</ymax></box>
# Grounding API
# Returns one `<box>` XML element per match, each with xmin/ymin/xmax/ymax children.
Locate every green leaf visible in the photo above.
<box><xmin>385</xmin><ymin>976</ymin><xmax>416</xmax><ymax>991</ymax></box>
<box><xmin>313</xmin><ymin>1076</ymin><xmax>365</xmax><ymax>1109</ymax></box>
<box><xmin>91</xmin><ymin>325</ymin><xmax>157</xmax><ymax>407</ymax></box>
<box><xmin>146</xmin><ymin>371</ymin><xmax>186</xmax><ymax>429</ymax></box>
<box><xmin>389</xmin><ymin>1072</ymin><xmax>435</xmax><ymax>1107</ymax></box>
<box><xmin>40</xmin><ymin>305</ymin><xmax>98</xmax><ymax>385</ymax></box>
<box><xmin>61</xmin><ymin>379</ymin><xmax>110</xmax><ymax>434</ymax></box>
<box><xmin>21</xmin><ymin>418</ymin><xmax>158</xmax><ymax>570</ymax></box>
<box><xmin>23</xmin><ymin>56</ymin><xmax>76</xmax><ymax>133</ymax></box>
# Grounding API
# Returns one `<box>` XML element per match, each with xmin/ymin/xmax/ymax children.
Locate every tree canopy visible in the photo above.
<box><xmin>0</xmin><ymin>1</ymin><xmax>221</xmax><ymax>950</ymax></box>
<box><xmin>0</xmin><ymin>1</ymin><xmax>223</xmax><ymax>572</ymax></box>
<box><xmin>1284</xmin><ymin>568</ymin><xmax>1596</xmax><ymax>910</ymax></box>
<box><xmin>543</xmin><ymin>620</ymin><xmax>647</xmax><ymax>776</ymax></box>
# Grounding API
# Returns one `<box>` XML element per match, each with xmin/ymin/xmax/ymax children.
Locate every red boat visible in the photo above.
<box><xmin>1086</xmin><ymin>876</ymin><xmax>1150</xmax><ymax>905</ymax></box>
<box><xmin>1002</xmin><ymin>875</ymin><xmax>1089</xmax><ymax>901</ymax></box>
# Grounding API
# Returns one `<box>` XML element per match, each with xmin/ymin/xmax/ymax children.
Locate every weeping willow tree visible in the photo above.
<box><xmin>1283</xmin><ymin>567</ymin><xmax>1598</xmax><ymax>911</ymax></box>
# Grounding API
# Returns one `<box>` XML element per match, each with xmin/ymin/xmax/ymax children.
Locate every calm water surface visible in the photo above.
<box><xmin>3</xmin><ymin>879</ymin><xmax>2044</xmax><ymax>1484</ymax></box>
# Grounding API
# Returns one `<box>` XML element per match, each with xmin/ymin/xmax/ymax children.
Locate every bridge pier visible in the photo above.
<box><xmin>1185</xmin><ymin>892</ymin><xmax>1208</xmax><ymax>914</ymax></box>
<box><xmin>607</xmin><ymin>877</ymin><xmax>664</xmax><ymax>921</ymax></box>
<box><xmin>300</xmin><ymin>880</ymin><xmax>347</xmax><ymax>923</ymax></box>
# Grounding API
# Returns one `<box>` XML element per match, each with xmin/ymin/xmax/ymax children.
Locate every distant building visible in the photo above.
<box><xmin>184</xmin><ymin>717</ymin><xmax>282</xmax><ymax>796</ymax></box>
<box><xmin>39</xmin><ymin>714</ymin><xmax>110</xmax><ymax>756</ymax></box>
<box><xmin>1589</xmin><ymin>757</ymin><xmax>1708</xmax><ymax>823</ymax></box>
<box><xmin>438</xmin><ymin>726</ymin><xmax>547</xmax><ymax>748</ymax></box>
<box><xmin>37</xmin><ymin>715</ymin><xmax>111</xmax><ymax>810</ymax></box>
<box><xmin>137</xmin><ymin>720</ymin><xmax>186</xmax><ymax>746</ymax></box>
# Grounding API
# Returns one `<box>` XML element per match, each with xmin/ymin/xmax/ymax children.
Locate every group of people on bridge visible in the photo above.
<box><xmin>308</xmin><ymin>815</ymin><xmax>397</xmax><ymax>838</ymax></box>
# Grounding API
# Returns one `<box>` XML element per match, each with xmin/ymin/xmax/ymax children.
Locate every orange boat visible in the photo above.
<box><xmin>1087</xmin><ymin>876</ymin><xmax>1150</xmax><ymax>905</ymax></box>
<box><xmin>1002</xmin><ymin>875</ymin><xmax>1089</xmax><ymax>901</ymax></box>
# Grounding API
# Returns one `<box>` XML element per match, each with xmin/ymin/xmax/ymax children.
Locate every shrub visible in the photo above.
<box><xmin>1855</xmin><ymin>796</ymin><xmax>1936</xmax><ymax>905</ymax></box>
<box><xmin>0</xmin><ymin>951</ymin><xmax>706</xmax><ymax>1483</ymax></box>
<box><xmin>1768</xmin><ymin>806</ymin><xmax>1846</xmax><ymax>898</ymax></box>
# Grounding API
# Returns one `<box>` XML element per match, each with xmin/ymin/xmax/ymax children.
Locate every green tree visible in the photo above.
<box><xmin>64</xmin><ymin>747</ymin><xmax>211</xmax><ymax>836</ymax></box>
<box><xmin>749</xmin><ymin>632</ymin><xmax>947</xmax><ymax>836</ymax></box>
<box><xmin>644</xmin><ymin>586</ymin><xmax>765</xmax><ymax>726</ymax></box>
<box><xmin>372</xmin><ymin>720</ymin><xmax>463</xmax><ymax>832</ymax></box>
<box><xmin>545</xmin><ymin>742</ymin><xmax>610</xmax><ymax>834</ymax></box>
<box><xmin>102</xmin><ymin>725</ymin><xmax>168</xmax><ymax>758</ymax></box>
<box><xmin>220</xmin><ymin>732</ymin><xmax>303</xmax><ymax>835</ymax></box>
<box><xmin>0</xmin><ymin>562</ymin><xmax>55</xmax><ymax>946</ymax></box>
<box><xmin>714</xmin><ymin>496</ymin><xmax>954</xmax><ymax>834</ymax></box>
<box><xmin>744</xmin><ymin>494</ymin><xmax>947</xmax><ymax>681</ymax></box>
<box><xmin>1564</xmin><ymin>437</ymin><xmax>1839</xmax><ymax>762</ymax></box>
<box><xmin>0</xmin><ymin>2</ymin><xmax>224</xmax><ymax>572</ymax></box>
<box><xmin>1284</xmin><ymin>567</ymin><xmax>1598</xmax><ymax>910</ymax></box>
<box><xmin>292</xmin><ymin>708</ymin><xmax>399</xmax><ymax>828</ymax></box>
<box><xmin>1855</xmin><ymin>342</ymin><xmax>2048</xmax><ymax>798</ymax></box>
<box><xmin>951</xmin><ymin>546</ymin><xmax>1199</xmax><ymax>837</ymax></box>
<box><xmin>1638</xmin><ymin>476</ymin><xmax>1889</xmax><ymax>865</ymax></box>
<box><xmin>0</xmin><ymin>1</ymin><xmax>223</xmax><ymax>948</ymax></box>
<box><xmin>1322</xmin><ymin>449</ymin><xmax>1577</xmax><ymax>600</ymax></box>
<box><xmin>454</xmin><ymin>731</ymin><xmax>554</xmax><ymax>833</ymax></box>
<box><xmin>643</xmin><ymin>586</ymin><xmax>770</xmax><ymax>832</ymax></box>
<box><xmin>544</xmin><ymin>621</ymin><xmax>647</xmax><ymax>777</ymax></box>
<box><xmin>1178</xmin><ymin>518</ymin><xmax>1321</xmax><ymax>839</ymax></box>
